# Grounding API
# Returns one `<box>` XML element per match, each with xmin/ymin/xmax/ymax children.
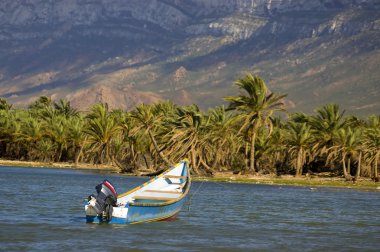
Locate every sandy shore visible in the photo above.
<box><xmin>197</xmin><ymin>171</ymin><xmax>380</xmax><ymax>189</ymax></box>
<box><xmin>0</xmin><ymin>159</ymin><xmax>119</xmax><ymax>171</ymax></box>
<box><xmin>1</xmin><ymin>159</ymin><xmax>379</xmax><ymax>189</ymax></box>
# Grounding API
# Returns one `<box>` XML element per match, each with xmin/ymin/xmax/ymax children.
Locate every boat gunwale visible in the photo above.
<box><xmin>128</xmin><ymin>170</ymin><xmax>191</xmax><ymax>207</ymax></box>
<box><xmin>118</xmin><ymin>160</ymin><xmax>191</xmax><ymax>207</ymax></box>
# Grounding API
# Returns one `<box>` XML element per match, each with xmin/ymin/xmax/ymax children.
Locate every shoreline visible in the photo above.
<box><xmin>195</xmin><ymin>173</ymin><xmax>380</xmax><ymax>190</ymax></box>
<box><xmin>0</xmin><ymin>159</ymin><xmax>119</xmax><ymax>171</ymax></box>
<box><xmin>1</xmin><ymin>159</ymin><xmax>379</xmax><ymax>190</ymax></box>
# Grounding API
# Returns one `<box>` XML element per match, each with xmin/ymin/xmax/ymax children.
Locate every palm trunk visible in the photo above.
<box><xmin>112</xmin><ymin>157</ymin><xmax>125</xmax><ymax>172</ymax></box>
<box><xmin>100</xmin><ymin>144</ymin><xmax>106</xmax><ymax>164</ymax></box>
<box><xmin>191</xmin><ymin>146</ymin><xmax>199</xmax><ymax>175</ymax></box>
<box><xmin>142</xmin><ymin>154</ymin><xmax>150</xmax><ymax>169</ymax></box>
<box><xmin>106</xmin><ymin>144</ymin><xmax>110</xmax><ymax>164</ymax></box>
<box><xmin>74</xmin><ymin>146</ymin><xmax>81</xmax><ymax>165</ymax></box>
<box><xmin>296</xmin><ymin>148</ymin><xmax>302</xmax><ymax>177</ymax></box>
<box><xmin>244</xmin><ymin>142</ymin><xmax>249</xmax><ymax>173</ymax></box>
<box><xmin>342</xmin><ymin>152</ymin><xmax>351</xmax><ymax>181</ymax></box>
<box><xmin>212</xmin><ymin>158</ymin><xmax>219</xmax><ymax>172</ymax></box>
<box><xmin>147</xmin><ymin>129</ymin><xmax>170</xmax><ymax>165</ymax></box>
<box><xmin>347</xmin><ymin>156</ymin><xmax>351</xmax><ymax>176</ymax></box>
<box><xmin>130</xmin><ymin>142</ymin><xmax>137</xmax><ymax>168</ymax></box>
<box><xmin>75</xmin><ymin>137</ymin><xmax>86</xmax><ymax>165</ymax></box>
<box><xmin>200</xmin><ymin>158</ymin><xmax>214</xmax><ymax>176</ymax></box>
<box><xmin>354</xmin><ymin>151</ymin><xmax>362</xmax><ymax>181</ymax></box>
<box><xmin>249</xmin><ymin>130</ymin><xmax>256</xmax><ymax>175</ymax></box>
<box><xmin>56</xmin><ymin>142</ymin><xmax>63</xmax><ymax>162</ymax></box>
<box><xmin>0</xmin><ymin>141</ymin><xmax>6</xmax><ymax>157</ymax></box>
<box><xmin>374</xmin><ymin>152</ymin><xmax>379</xmax><ymax>179</ymax></box>
<box><xmin>106</xmin><ymin>141</ymin><xmax>113</xmax><ymax>165</ymax></box>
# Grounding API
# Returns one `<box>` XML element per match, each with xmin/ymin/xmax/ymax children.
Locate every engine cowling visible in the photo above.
<box><xmin>88</xmin><ymin>180</ymin><xmax>118</xmax><ymax>221</ymax></box>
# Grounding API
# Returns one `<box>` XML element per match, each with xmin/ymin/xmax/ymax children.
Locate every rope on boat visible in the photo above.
<box><xmin>185</xmin><ymin>178</ymin><xmax>231</xmax><ymax>212</ymax></box>
<box><xmin>186</xmin><ymin>179</ymin><xmax>205</xmax><ymax>211</ymax></box>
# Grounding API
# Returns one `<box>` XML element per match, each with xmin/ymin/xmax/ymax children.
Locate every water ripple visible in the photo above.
<box><xmin>0</xmin><ymin>166</ymin><xmax>379</xmax><ymax>251</ymax></box>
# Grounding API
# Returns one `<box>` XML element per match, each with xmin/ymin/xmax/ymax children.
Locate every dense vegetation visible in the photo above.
<box><xmin>0</xmin><ymin>73</ymin><xmax>379</xmax><ymax>181</ymax></box>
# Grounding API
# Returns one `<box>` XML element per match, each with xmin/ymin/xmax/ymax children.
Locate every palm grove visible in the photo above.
<box><xmin>0</xmin><ymin>73</ymin><xmax>379</xmax><ymax>182</ymax></box>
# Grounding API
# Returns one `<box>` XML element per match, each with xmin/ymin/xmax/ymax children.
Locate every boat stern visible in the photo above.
<box><xmin>85</xmin><ymin>201</ymin><xmax>129</xmax><ymax>224</ymax></box>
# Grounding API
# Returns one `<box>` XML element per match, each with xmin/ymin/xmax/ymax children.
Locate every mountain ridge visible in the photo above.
<box><xmin>0</xmin><ymin>0</ymin><xmax>379</xmax><ymax>114</ymax></box>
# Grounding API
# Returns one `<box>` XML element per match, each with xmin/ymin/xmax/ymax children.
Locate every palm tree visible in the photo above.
<box><xmin>0</xmin><ymin>109</ymin><xmax>25</xmax><ymax>159</ymax></box>
<box><xmin>165</xmin><ymin>104</ymin><xmax>212</xmax><ymax>175</ymax></box>
<box><xmin>268</xmin><ymin>123</ymin><xmax>288</xmax><ymax>175</ymax></box>
<box><xmin>85</xmin><ymin>103</ymin><xmax>122</xmax><ymax>164</ymax></box>
<box><xmin>54</xmin><ymin>99</ymin><xmax>79</xmax><ymax>118</ymax></box>
<box><xmin>224</xmin><ymin>73</ymin><xmax>287</xmax><ymax>174</ymax></box>
<box><xmin>327</xmin><ymin>127</ymin><xmax>362</xmax><ymax>181</ymax></box>
<box><xmin>67</xmin><ymin>116</ymin><xmax>86</xmax><ymax>164</ymax></box>
<box><xmin>289</xmin><ymin>112</ymin><xmax>311</xmax><ymax>124</ymax></box>
<box><xmin>131</xmin><ymin>103</ymin><xmax>170</xmax><ymax>166</ymax></box>
<box><xmin>46</xmin><ymin>115</ymin><xmax>69</xmax><ymax>162</ymax></box>
<box><xmin>152</xmin><ymin>100</ymin><xmax>177</xmax><ymax>116</ymax></box>
<box><xmin>253</xmin><ymin>126</ymin><xmax>277</xmax><ymax>173</ymax></box>
<box><xmin>309</xmin><ymin>104</ymin><xmax>352</xmax><ymax>150</ymax></box>
<box><xmin>18</xmin><ymin>116</ymin><xmax>45</xmax><ymax>160</ymax></box>
<box><xmin>363</xmin><ymin>116</ymin><xmax>380</xmax><ymax>180</ymax></box>
<box><xmin>307</xmin><ymin>104</ymin><xmax>356</xmax><ymax>175</ymax></box>
<box><xmin>286</xmin><ymin>122</ymin><xmax>314</xmax><ymax>177</ymax></box>
<box><xmin>0</xmin><ymin>98</ymin><xmax>12</xmax><ymax>110</ymax></box>
<box><xmin>118</xmin><ymin>112</ymin><xmax>140</xmax><ymax>171</ymax></box>
<box><xmin>35</xmin><ymin>139</ymin><xmax>55</xmax><ymax>162</ymax></box>
<box><xmin>29</xmin><ymin>99</ymin><xmax>57</xmax><ymax>121</ymax></box>
<box><xmin>205</xmin><ymin>106</ymin><xmax>241</xmax><ymax>171</ymax></box>
<box><xmin>0</xmin><ymin>109</ymin><xmax>11</xmax><ymax>156</ymax></box>
<box><xmin>28</xmin><ymin>96</ymin><xmax>52</xmax><ymax>110</ymax></box>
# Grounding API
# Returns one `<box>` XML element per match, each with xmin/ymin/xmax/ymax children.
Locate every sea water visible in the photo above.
<box><xmin>0</xmin><ymin>166</ymin><xmax>379</xmax><ymax>251</ymax></box>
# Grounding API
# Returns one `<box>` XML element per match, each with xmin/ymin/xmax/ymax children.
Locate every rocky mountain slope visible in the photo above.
<box><xmin>0</xmin><ymin>0</ymin><xmax>379</xmax><ymax>114</ymax></box>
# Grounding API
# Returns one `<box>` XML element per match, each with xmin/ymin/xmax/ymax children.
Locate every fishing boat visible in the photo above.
<box><xmin>85</xmin><ymin>159</ymin><xmax>191</xmax><ymax>224</ymax></box>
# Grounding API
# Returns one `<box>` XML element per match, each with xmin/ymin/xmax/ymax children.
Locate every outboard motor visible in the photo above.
<box><xmin>88</xmin><ymin>179</ymin><xmax>117</xmax><ymax>221</ymax></box>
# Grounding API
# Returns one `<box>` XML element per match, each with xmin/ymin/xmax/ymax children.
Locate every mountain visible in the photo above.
<box><xmin>1</xmin><ymin>0</ymin><xmax>379</xmax><ymax>114</ymax></box>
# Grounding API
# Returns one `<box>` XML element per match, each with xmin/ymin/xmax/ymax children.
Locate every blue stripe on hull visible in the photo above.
<box><xmin>86</xmin><ymin>198</ymin><xmax>186</xmax><ymax>224</ymax></box>
<box><xmin>86</xmin><ymin>215</ymin><xmax>129</xmax><ymax>224</ymax></box>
